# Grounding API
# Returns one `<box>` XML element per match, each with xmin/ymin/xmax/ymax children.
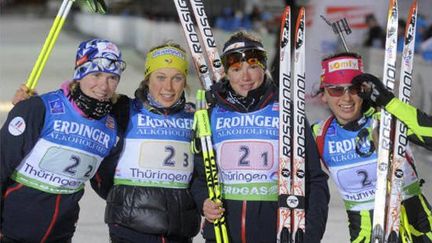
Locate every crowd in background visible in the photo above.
<box><xmin>363</xmin><ymin>13</ymin><xmax>432</xmax><ymax>62</ymax></box>
<box><xmin>3</xmin><ymin>0</ymin><xmax>432</xmax><ymax>63</ymax></box>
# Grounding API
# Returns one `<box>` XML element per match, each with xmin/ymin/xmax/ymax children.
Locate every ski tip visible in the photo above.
<box><xmin>405</xmin><ymin>1</ymin><xmax>417</xmax><ymax>42</ymax></box>
<box><xmin>295</xmin><ymin>7</ymin><xmax>305</xmax><ymax>31</ymax></box>
<box><xmin>408</xmin><ymin>0</ymin><xmax>418</xmax><ymax>18</ymax></box>
<box><xmin>294</xmin><ymin>7</ymin><xmax>305</xmax><ymax>47</ymax></box>
<box><xmin>279</xmin><ymin>6</ymin><xmax>291</xmax><ymax>47</ymax></box>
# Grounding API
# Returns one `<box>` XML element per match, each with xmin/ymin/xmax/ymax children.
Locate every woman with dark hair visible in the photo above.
<box><xmin>312</xmin><ymin>52</ymin><xmax>432</xmax><ymax>242</ymax></box>
<box><xmin>191</xmin><ymin>31</ymin><xmax>330</xmax><ymax>243</ymax></box>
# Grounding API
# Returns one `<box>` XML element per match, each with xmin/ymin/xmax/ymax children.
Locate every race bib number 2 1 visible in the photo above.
<box><xmin>219</xmin><ymin>141</ymin><xmax>274</xmax><ymax>170</ymax></box>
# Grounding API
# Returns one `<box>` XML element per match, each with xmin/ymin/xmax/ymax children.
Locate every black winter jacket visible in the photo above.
<box><xmin>96</xmin><ymin>94</ymin><xmax>201</xmax><ymax>239</ymax></box>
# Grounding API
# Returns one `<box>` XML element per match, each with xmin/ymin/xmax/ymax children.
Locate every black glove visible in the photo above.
<box><xmin>352</xmin><ymin>73</ymin><xmax>395</xmax><ymax>107</ymax></box>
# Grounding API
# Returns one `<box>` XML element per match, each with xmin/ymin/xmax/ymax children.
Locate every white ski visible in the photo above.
<box><xmin>372</xmin><ymin>0</ymin><xmax>398</xmax><ymax>242</ymax></box>
<box><xmin>291</xmin><ymin>7</ymin><xmax>306</xmax><ymax>243</ymax></box>
<box><xmin>277</xmin><ymin>6</ymin><xmax>293</xmax><ymax>243</ymax></box>
<box><xmin>188</xmin><ymin>0</ymin><xmax>225</xmax><ymax>82</ymax></box>
<box><xmin>385</xmin><ymin>1</ymin><xmax>417</xmax><ymax>242</ymax></box>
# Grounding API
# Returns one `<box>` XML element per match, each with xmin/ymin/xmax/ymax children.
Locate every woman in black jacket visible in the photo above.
<box><xmin>96</xmin><ymin>42</ymin><xmax>200</xmax><ymax>243</ymax></box>
<box><xmin>190</xmin><ymin>31</ymin><xmax>330</xmax><ymax>243</ymax></box>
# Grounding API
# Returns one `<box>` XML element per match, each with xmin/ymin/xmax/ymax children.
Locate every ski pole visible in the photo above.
<box><xmin>194</xmin><ymin>90</ymin><xmax>229</xmax><ymax>243</ymax></box>
<box><xmin>174</xmin><ymin>0</ymin><xmax>229</xmax><ymax>242</ymax></box>
<box><xmin>320</xmin><ymin>15</ymin><xmax>352</xmax><ymax>52</ymax></box>
<box><xmin>25</xmin><ymin>0</ymin><xmax>108</xmax><ymax>91</ymax></box>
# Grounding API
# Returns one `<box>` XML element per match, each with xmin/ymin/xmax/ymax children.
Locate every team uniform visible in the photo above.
<box><xmin>191</xmin><ymin>79</ymin><xmax>330</xmax><ymax>243</ymax></box>
<box><xmin>0</xmin><ymin>89</ymin><xmax>122</xmax><ymax>242</ymax></box>
<box><xmin>94</xmin><ymin>92</ymin><xmax>200</xmax><ymax>243</ymax></box>
<box><xmin>312</xmin><ymin>114</ymin><xmax>432</xmax><ymax>242</ymax></box>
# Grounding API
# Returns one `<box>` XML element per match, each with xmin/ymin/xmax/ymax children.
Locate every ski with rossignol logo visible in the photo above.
<box><xmin>372</xmin><ymin>0</ymin><xmax>398</xmax><ymax>242</ymax></box>
<box><xmin>291</xmin><ymin>7</ymin><xmax>306</xmax><ymax>242</ymax></box>
<box><xmin>277</xmin><ymin>5</ymin><xmax>293</xmax><ymax>243</ymax></box>
<box><xmin>277</xmin><ymin>6</ymin><xmax>306</xmax><ymax>243</ymax></box>
<box><xmin>385</xmin><ymin>1</ymin><xmax>417</xmax><ymax>242</ymax></box>
<box><xmin>188</xmin><ymin>0</ymin><xmax>225</xmax><ymax>82</ymax></box>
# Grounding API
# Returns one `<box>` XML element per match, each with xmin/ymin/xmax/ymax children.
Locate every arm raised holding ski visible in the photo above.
<box><xmin>352</xmin><ymin>73</ymin><xmax>432</xmax><ymax>151</ymax></box>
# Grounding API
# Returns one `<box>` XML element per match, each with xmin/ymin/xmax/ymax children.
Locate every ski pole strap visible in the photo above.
<box><xmin>190</xmin><ymin>122</ymin><xmax>199</xmax><ymax>154</ymax></box>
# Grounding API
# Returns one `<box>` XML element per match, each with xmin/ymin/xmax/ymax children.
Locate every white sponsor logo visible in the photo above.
<box><xmin>8</xmin><ymin>116</ymin><xmax>26</xmax><ymax>136</ymax></box>
<box><xmin>287</xmin><ymin>195</ymin><xmax>299</xmax><ymax>208</ymax></box>
<box><xmin>224</xmin><ymin>42</ymin><xmax>246</xmax><ymax>52</ymax></box>
<box><xmin>328</xmin><ymin>58</ymin><xmax>359</xmax><ymax>72</ymax></box>
<box><xmin>216</xmin><ymin>115</ymin><xmax>278</xmax><ymax>129</ymax></box>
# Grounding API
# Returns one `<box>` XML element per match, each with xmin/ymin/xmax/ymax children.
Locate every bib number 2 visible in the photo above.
<box><xmin>40</xmin><ymin>147</ymin><xmax>98</xmax><ymax>180</ymax></box>
<box><xmin>220</xmin><ymin>141</ymin><xmax>273</xmax><ymax>170</ymax></box>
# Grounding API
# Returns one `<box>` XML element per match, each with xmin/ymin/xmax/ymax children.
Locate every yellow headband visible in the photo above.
<box><xmin>144</xmin><ymin>46</ymin><xmax>188</xmax><ymax>78</ymax></box>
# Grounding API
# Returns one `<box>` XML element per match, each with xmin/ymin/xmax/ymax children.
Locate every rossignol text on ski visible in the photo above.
<box><xmin>277</xmin><ymin>6</ymin><xmax>306</xmax><ymax>243</ymax></box>
<box><xmin>373</xmin><ymin>0</ymin><xmax>418</xmax><ymax>242</ymax></box>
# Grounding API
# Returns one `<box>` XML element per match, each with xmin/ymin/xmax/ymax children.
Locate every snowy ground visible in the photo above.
<box><xmin>1</xmin><ymin>16</ymin><xmax>431</xmax><ymax>243</ymax></box>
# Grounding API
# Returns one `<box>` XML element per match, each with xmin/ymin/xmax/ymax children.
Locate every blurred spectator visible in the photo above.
<box><xmin>415</xmin><ymin>15</ymin><xmax>428</xmax><ymax>53</ymax></box>
<box><xmin>421</xmin><ymin>37</ymin><xmax>432</xmax><ymax>62</ymax></box>
<box><xmin>363</xmin><ymin>14</ymin><xmax>385</xmax><ymax>48</ymax></box>
<box><xmin>424</xmin><ymin>23</ymin><xmax>432</xmax><ymax>41</ymax></box>
<box><xmin>397</xmin><ymin>19</ymin><xmax>406</xmax><ymax>53</ymax></box>
<box><xmin>421</xmin><ymin>24</ymin><xmax>432</xmax><ymax>63</ymax></box>
<box><xmin>215</xmin><ymin>7</ymin><xmax>242</xmax><ymax>32</ymax></box>
<box><xmin>246</xmin><ymin>5</ymin><xmax>272</xmax><ymax>34</ymax></box>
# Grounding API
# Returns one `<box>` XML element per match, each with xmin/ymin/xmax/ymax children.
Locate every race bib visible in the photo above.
<box><xmin>40</xmin><ymin>147</ymin><xmax>98</xmax><ymax>180</ymax></box>
<box><xmin>139</xmin><ymin>140</ymin><xmax>193</xmax><ymax>171</ymax></box>
<box><xmin>336</xmin><ymin>162</ymin><xmax>376</xmax><ymax>193</ymax></box>
<box><xmin>219</xmin><ymin>140</ymin><xmax>274</xmax><ymax>170</ymax></box>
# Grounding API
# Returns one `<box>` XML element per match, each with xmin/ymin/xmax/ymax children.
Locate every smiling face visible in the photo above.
<box><xmin>226</xmin><ymin>61</ymin><xmax>265</xmax><ymax>97</ymax></box>
<box><xmin>322</xmin><ymin>85</ymin><xmax>363</xmax><ymax>125</ymax></box>
<box><xmin>147</xmin><ymin>67</ymin><xmax>186</xmax><ymax>107</ymax></box>
<box><xmin>79</xmin><ymin>72</ymin><xmax>119</xmax><ymax>101</ymax></box>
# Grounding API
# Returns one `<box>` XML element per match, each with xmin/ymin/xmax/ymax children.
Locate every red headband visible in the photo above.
<box><xmin>320</xmin><ymin>55</ymin><xmax>363</xmax><ymax>87</ymax></box>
